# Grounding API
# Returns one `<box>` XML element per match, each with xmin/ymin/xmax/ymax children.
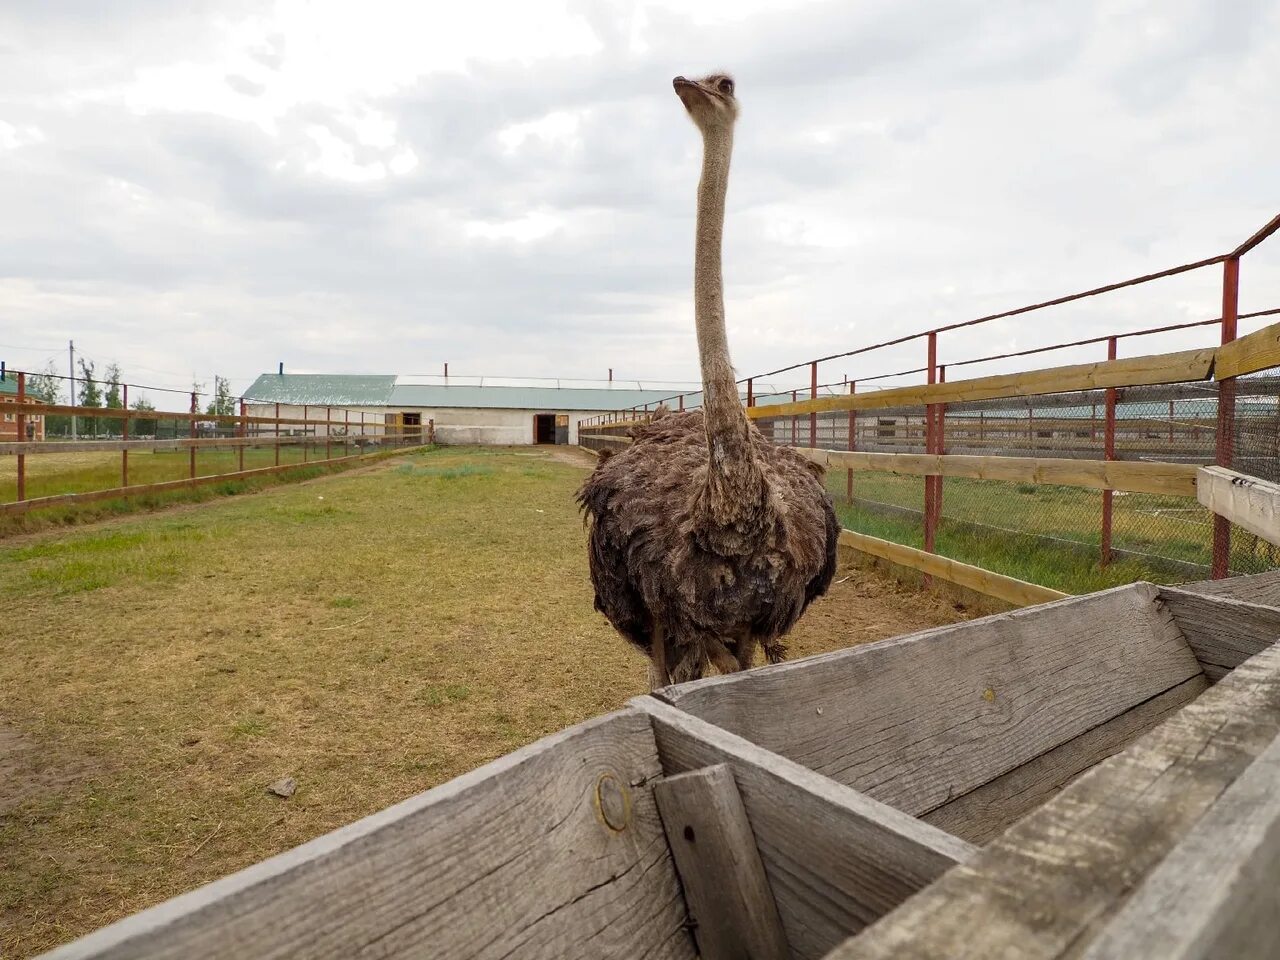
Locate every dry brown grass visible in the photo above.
<box><xmin>0</xmin><ymin>446</ymin><xmax>965</xmax><ymax>957</ymax></box>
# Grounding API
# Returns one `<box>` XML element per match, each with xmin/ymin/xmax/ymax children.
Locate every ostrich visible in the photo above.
<box><xmin>577</xmin><ymin>72</ymin><xmax>839</xmax><ymax>687</ymax></box>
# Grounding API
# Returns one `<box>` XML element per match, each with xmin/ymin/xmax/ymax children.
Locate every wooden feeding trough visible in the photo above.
<box><xmin>41</xmin><ymin>570</ymin><xmax>1280</xmax><ymax>960</ymax></box>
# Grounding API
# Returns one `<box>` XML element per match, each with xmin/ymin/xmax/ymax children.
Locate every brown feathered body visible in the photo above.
<box><xmin>577</xmin><ymin>410</ymin><xmax>839</xmax><ymax>683</ymax></box>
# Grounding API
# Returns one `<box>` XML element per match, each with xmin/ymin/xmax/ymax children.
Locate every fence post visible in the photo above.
<box><xmin>1101</xmin><ymin>336</ymin><xmax>1118</xmax><ymax>566</ymax></box>
<box><xmin>678</xmin><ymin>394</ymin><xmax>684</xmax><ymax>412</ymax></box>
<box><xmin>935</xmin><ymin>364</ymin><xmax>946</xmax><ymax>533</ymax></box>
<box><xmin>809</xmin><ymin>361</ymin><xmax>818</xmax><ymax>448</ymax></box>
<box><xmin>924</xmin><ymin>332</ymin><xmax>938</xmax><ymax>559</ymax></box>
<box><xmin>345</xmin><ymin>409</ymin><xmax>350</xmax><ymax>457</ymax></box>
<box><xmin>790</xmin><ymin>391</ymin><xmax>797</xmax><ymax>446</ymax></box>
<box><xmin>303</xmin><ymin>405</ymin><xmax>308</xmax><ymax>462</ymax></box>
<box><xmin>189</xmin><ymin>391</ymin><xmax>197</xmax><ymax>479</ymax></box>
<box><xmin>122</xmin><ymin>383</ymin><xmax>129</xmax><ymax>487</ymax></box>
<box><xmin>847</xmin><ymin>380</ymin><xmax>856</xmax><ymax>504</ymax></box>
<box><xmin>1212</xmin><ymin>256</ymin><xmax>1241</xmax><ymax>578</ymax></box>
<box><xmin>746</xmin><ymin>378</ymin><xmax>753</xmax><ymax>409</ymax></box>
<box><xmin>16</xmin><ymin>372</ymin><xmax>25</xmax><ymax>502</ymax></box>
<box><xmin>239</xmin><ymin>399</ymin><xmax>247</xmax><ymax>473</ymax></box>
<box><xmin>275</xmin><ymin>402</ymin><xmax>281</xmax><ymax>466</ymax></box>
<box><xmin>326</xmin><ymin>406</ymin><xmax>332</xmax><ymax>461</ymax></box>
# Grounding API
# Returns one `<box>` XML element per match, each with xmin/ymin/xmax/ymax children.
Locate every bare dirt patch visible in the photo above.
<box><xmin>0</xmin><ymin>726</ymin><xmax>92</xmax><ymax>817</ymax></box>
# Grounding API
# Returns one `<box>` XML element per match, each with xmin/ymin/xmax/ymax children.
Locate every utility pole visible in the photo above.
<box><xmin>69</xmin><ymin>339</ymin><xmax>77</xmax><ymax>440</ymax></box>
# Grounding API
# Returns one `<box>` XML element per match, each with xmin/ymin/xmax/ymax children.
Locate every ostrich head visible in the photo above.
<box><xmin>672</xmin><ymin>73</ymin><xmax>738</xmax><ymax>134</ymax></box>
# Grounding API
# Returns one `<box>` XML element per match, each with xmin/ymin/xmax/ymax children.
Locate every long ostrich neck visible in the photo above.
<box><xmin>695</xmin><ymin>122</ymin><xmax>760</xmax><ymax>520</ymax></box>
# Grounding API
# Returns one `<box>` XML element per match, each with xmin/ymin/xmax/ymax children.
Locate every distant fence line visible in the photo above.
<box><xmin>0</xmin><ymin>381</ymin><xmax>433</xmax><ymax>516</ymax></box>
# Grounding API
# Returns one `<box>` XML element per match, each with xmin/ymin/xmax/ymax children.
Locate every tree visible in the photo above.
<box><xmin>77</xmin><ymin>358</ymin><xmax>102</xmax><ymax>437</ymax></box>
<box><xmin>26</xmin><ymin>362</ymin><xmax>68</xmax><ymax>436</ymax></box>
<box><xmin>206</xmin><ymin>375</ymin><xmax>235</xmax><ymax>417</ymax></box>
<box><xmin>128</xmin><ymin>397</ymin><xmax>157</xmax><ymax>438</ymax></box>
<box><xmin>104</xmin><ymin>363</ymin><xmax>123</xmax><ymax>437</ymax></box>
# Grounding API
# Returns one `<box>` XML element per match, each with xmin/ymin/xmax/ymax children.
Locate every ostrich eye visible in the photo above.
<box><xmin>718</xmin><ymin>78</ymin><xmax>734</xmax><ymax>95</ymax></box>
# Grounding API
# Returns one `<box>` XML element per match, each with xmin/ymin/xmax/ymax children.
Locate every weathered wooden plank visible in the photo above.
<box><xmin>1214</xmin><ymin>319</ymin><xmax>1280</xmax><ymax>380</ymax></box>
<box><xmin>1122</xmin><ymin>688</ymin><xmax>1280</xmax><ymax>960</ymax></box>
<box><xmin>40</xmin><ymin>710</ymin><xmax>694</xmax><ymax>960</ymax></box>
<box><xmin>577</xmin><ymin>433</ymin><xmax>634</xmax><ymax>445</ymax></box>
<box><xmin>653</xmin><ymin>764</ymin><xmax>789</xmax><ymax>960</ymax></box>
<box><xmin>18</xmin><ymin>403</ymin><xmax>360</xmax><ymax>429</ymax></box>
<box><xmin>837</xmin><ymin>528</ymin><xmax>1070</xmax><ymax>606</ymax></box>
<box><xmin>1158</xmin><ymin>586</ymin><xmax>1280</xmax><ymax>680</ymax></box>
<box><xmin>657</xmin><ymin>584</ymin><xmax>1200</xmax><ymax>820</ymax></box>
<box><xmin>747</xmin><ymin>348</ymin><xmax>1216</xmax><ymax>419</ymax></box>
<box><xmin>921</xmin><ymin>676</ymin><xmax>1208</xmax><ymax>844</ymax></box>
<box><xmin>824</xmin><ymin>641</ymin><xmax>1280</xmax><ymax>960</ymax></box>
<box><xmin>1081</xmin><ymin>728</ymin><xmax>1280</xmax><ymax>960</ymax></box>
<box><xmin>1175</xmin><ymin>567</ymin><xmax>1280</xmax><ymax>607</ymax></box>
<box><xmin>1197</xmin><ymin>465</ymin><xmax>1280</xmax><ymax>545</ymax></box>
<box><xmin>791</xmin><ymin>447</ymin><xmax>1199</xmax><ymax>496</ymax></box>
<box><xmin>634</xmin><ymin>698</ymin><xmax>975</xmax><ymax>960</ymax></box>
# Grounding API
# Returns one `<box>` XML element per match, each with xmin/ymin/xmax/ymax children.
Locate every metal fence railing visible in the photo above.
<box><xmin>0</xmin><ymin>369</ymin><xmax>433</xmax><ymax>517</ymax></box>
<box><xmin>580</xmin><ymin>212</ymin><xmax>1280</xmax><ymax>595</ymax></box>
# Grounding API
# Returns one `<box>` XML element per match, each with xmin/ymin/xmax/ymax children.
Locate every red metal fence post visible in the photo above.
<box><xmin>189</xmin><ymin>391</ymin><xmax>197</xmax><ymax>479</ymax></box>
<box><xmin>746</xmin><ymin>378</ymin><xmax>753</xmax><ymax>409</ymax></box>
<box><xmin>1101</xmin><ymin>336</ymin><xmax>1118</xmax><ymax>566</ymax></box>
<box><xmin>16</xmin><ymin>372</ymin><xmax>26</xmax><ymax>501</ymax></box>
<box><xmin>924</xmin><ymin>332</ymin><xmax>938</xmax><ymax>558</ymax></box>
<box><xmin>847</xmin><ymin>380</ymin><xmax>856</xmax><ymax>504</ymax></box>
<box><xmin>809</xmin><ymin>361</ymin><xmax>818</xmax><ymax>449</ymax></box>
<box><xmin>935</xmin><ymin>364</ymin><xmax>946</xmax><ymax>531</ymax></box>
<box><xmin>121</xmin><ymin>383</ymin><xmax>129</xmax><ymax>487</ymax></box>
<box><xmin>1212</xmin><ymin>257</ymin><xmax>1241</xmax><ymax>578</ymax></box>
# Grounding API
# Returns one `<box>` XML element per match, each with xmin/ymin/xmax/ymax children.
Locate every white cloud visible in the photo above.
<box><xmin>0</xmin><ymin>0</ymin><xmax>1276</xmax><ymax>403</ymax></box>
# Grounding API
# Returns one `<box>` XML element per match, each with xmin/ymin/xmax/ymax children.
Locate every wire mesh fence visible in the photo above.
<box><xmin>578</xmin><ymin>213</ymin><xmax>1280</xmax><ymax>597</ymax></box>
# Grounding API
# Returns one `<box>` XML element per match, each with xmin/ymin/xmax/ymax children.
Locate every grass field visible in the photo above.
<box><xmin>824</xmin><ymin>469</ymin><xmax>1254</xmax><ymax>594</ymax></box>
<box><xmin>0</xmin><ymin>446</ymin><xmax>965</xmax><ymax>956</ymax></box>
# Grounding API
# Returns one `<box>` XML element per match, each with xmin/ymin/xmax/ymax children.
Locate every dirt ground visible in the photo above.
<box><xmin>0</xmin><ymin>446</ymin><xmax>967</xmax><ymax>956</ymax></box>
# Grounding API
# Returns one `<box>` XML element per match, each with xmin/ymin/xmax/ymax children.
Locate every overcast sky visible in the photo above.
<box><xmin>0</xmin><ymin>0</ymin><xmax>1277</xmax><ymax>403</ymax></box>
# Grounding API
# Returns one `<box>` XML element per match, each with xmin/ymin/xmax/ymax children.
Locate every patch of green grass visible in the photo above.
<box><xmin>328</xmin><ymin>596</ymin><xmax>358</xmax><ymax>609</ymax></box>
<box><xmin>832</xmin><ymin>473</ymin><xmax>1196</xmax><ymax>594</ymax></box>
<box><xmin>415</xmin><ymin>684</ymin><xmax>472</xmax><ymax>707</ymax></box>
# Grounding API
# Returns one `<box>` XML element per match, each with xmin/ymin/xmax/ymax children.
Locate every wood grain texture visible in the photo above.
<box><xmin>836</xmin><ymin>529</ymin><xmax>1068</xmax><ymax>606</ymax></box>
<box><xmin>1214</xmin><ymin>319</ymin><xmax>1280</xmax><ymax>380</ymax></box>
<box><xmin>1197</xmin><ymin>465</ymin><xmax>1280</xmax><ymax>545</ymax></box>
<box><xmin>1081</xmin><ymin>728</ymin><xmax>1280</xmax><ymax>960</ymax></box>
<box><xmin>1175</xmin><ymin>568</ymin><xmax>1280</xmax><ymax>607</ymax></box>
<box><xmin>826</xmin><ymin>641</ymin><xmax>1280</xmax><ymax>960</ymax></box>
<box><xmin>921</xmin><ymin>676</ymin><xmax>1208</xmax><ymax>844</ymax></box>
<box><xmin>653</xmin><ymin>764</ymin><xmax>789</xmax><ymax>960</ymax></box>
<box><xmin>657</xmin><ymin>584</ymin><xmax>1200</xmax><ymax>820</ymax></box>
<box><xmin>746</xmin><ymin>348</ymin><xmax>1216</xmax><ymax>420</ymax></box>
<box><xmin>789</xmin><ymin>447</ymin><xmax>1198</xmax><ymax>496</ymax></box>
<box><xmin>1157</xmin><ymin>586</ymin><xmax>1280</xmax><ymax>680</ymax></box>
<box><xmin>634</xmin><ymin>697</ymin><xmax>975</xmax><ymax>960</ymax></box>
<box><xmin>41</xmin><ymin>710</ymin><xmax>694</xmax><ymax>960</ymax></box>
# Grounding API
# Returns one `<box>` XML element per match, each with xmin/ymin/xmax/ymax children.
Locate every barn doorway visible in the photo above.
<box><xmin>402</xmin><ymin>412</ymin><xmax>421</xmax><ymax>441</ymax></box>
<box><xmin>534</xmin><ymin>414</ymin><xmax>556</xmax><ymax>444</ymax></box>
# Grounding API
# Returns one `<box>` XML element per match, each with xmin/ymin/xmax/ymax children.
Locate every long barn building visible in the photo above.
<box><xmin>242</xmin><ymin>374</ymin><xmax>683</xmax><ymax>446</ymax></box>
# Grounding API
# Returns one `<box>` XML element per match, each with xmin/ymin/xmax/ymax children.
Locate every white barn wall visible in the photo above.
<box><xmin>246</xmin><ymin>403</ymin><xmax>621</xmax><ymax>445</ymax></box>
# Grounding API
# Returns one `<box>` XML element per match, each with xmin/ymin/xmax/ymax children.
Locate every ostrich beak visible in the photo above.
<box><xmin>673</xmin><ymin>75</ymin><xmax>705</xmax><ymax>110</ymax></box>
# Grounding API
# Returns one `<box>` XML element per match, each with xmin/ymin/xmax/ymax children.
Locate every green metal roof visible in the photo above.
<box><xmin>0</xmin><ymin>377</ymin><xmax>17</xmax><ymax>396</ymax></box>
<box><xmin>243</xmin><ymin>374</ymin><xmax>396</xmax><ymax>405</ymax></box>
